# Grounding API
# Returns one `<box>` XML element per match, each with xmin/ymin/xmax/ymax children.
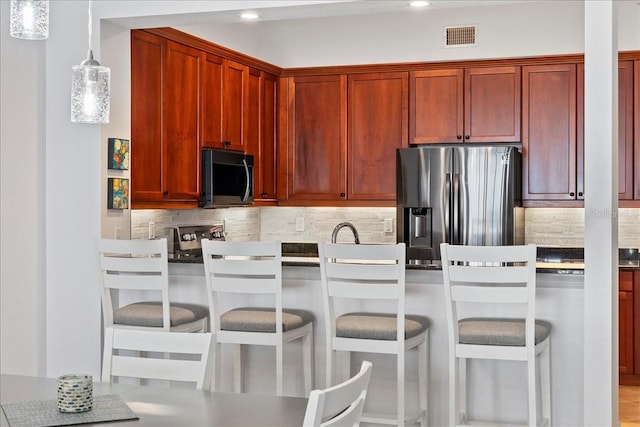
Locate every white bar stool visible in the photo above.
<box><xmin>440</xmin><ymin>243</ymin><xmax>551</xmax><ymax>427</ymax></box>
<box><xmin>201</xmin><ymin>239</ymin><xmax>314</xmax><ymax>397</ymax></box>
<box><xmin>319</xmin><ymin>242</ymin><xmax>429</xmax><ymax>426</ymax></box>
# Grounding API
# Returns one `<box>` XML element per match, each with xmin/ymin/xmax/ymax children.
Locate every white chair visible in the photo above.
<box><xmin>440</xmin><ymin>243</ymin><xmax>551</xmax><ymax>427</ymax></box>
<box><xmin>303</xmin><ymin>360</ymin><xmax>373</xmax><ymax>427</ymax></box>
<box><xmin>98</xmin><ymin>238</ymin><xmax>209</xmax><ymax>332</ymax></box>
<box><xmin>201</xmin><ymin>239</ymin><xmax>314</xmax><ymax>397</ymax></box>
<box><xmin>101</xmin><ymin>327</ymin><xmax>214</xmax><ymax>390</ymax></box>
<box><xmin>319</xmin><ymin>242</ymin><xmax>429</xmax><ymax>426</ymax></box>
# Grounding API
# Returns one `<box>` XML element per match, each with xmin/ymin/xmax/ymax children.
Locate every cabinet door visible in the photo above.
<box><xmin>288</xmin><ymin>75</ymin><xmax>347</xmax><ymax>201</ymax></box>
<box><xmin>619</xmin><ymin>61</ymin><xmax>634</xmax><ymax>200</ymax></box>
<box><xmin>522</xmin><ymin>64</ymin><xmax>578</xmax><ymax>201</ymax></box>
<box><xmin>635</xmin><ymin>61</ymin><xmax>640</xmax><ymax>201</ymax></box>
<box><xmin>464</xmin><ymin>66</ymin><xmax>521</xmax><ymax>143</ymax></box>
<box><xmin>348</xmin><ymin>72</ymin><xmax>408</xmax><ymax>200</ymax></box>
<box><xmin>131</xmin><ymin>30</ymin><xmax>164</xmax><ymax>203</ymax></box>
<box><xmin>258</xmin><ymin>72</ymin><xmax>278</xmax><ymax>200</ymax></box>
<box><xmin>410</xmin><ymin>69</ymin><xmax>463</xmax><ymax>144</ymax></box>
<box><xmin>162</xmin><ymin>40</ymin><xmax>203</xmax><ymax>200</ymax></box>
<box><xmin>202</xmin><ymin>54</ymin><xmax>223</xmax><ymax>149</ymax></box>
<box><xmin>223</xmin><ymin>59</ymin><xmax>248</xmax><ymax>151</ymax></box>
<box><xmin>245</xmin><ymin>68</ymin><xmax>262</xmax><ymax>196</ymax></box>
<box><xmin>620</xmin><ymin>271</ymin><xmax>634</xmax><ymax>375</ymax></box>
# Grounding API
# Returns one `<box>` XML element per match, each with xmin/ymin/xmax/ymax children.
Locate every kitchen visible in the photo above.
<box><xmin>1</xmin><ymin>0</ymin><xmax>639</xmax><ymax>425</ymax></box>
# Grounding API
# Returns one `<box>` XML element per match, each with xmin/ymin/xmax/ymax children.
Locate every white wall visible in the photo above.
<box><xmin>0</xmin><ymin>0</ymin><xmax>638</xmax><ymax>404</ymax></box>
<box><xmin>0</xmin><ymin>0</ymin><xmax>46</xmax><ymax>376</ymax></box>
<box><xmin>178</xmin><ymin>0</ymin><xmax>640</xmax><ymax>67</ymax></box>
<box><xmin>44</xmin><ymin>1</ymin><xmax>103</xmax><ymax>377</ymax></box>
<box><xmin>101</xmin><ymin>20</ymin><xmax>131</xmax><ymax>240</ymax></box>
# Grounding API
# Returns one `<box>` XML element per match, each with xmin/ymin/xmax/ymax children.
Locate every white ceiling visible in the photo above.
<box><xmin>110</xmin><ymin>0</ymin><xmax>537</xmax><ymax>29</ymax></box>
<box><xmin>190</xmin><ymin>0</ymin><xmax>535</xmax><ymax>23</ymax></box>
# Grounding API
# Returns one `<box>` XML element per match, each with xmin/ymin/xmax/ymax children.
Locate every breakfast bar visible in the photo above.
<box><xmin>161</xmin><ymin>256</ymin><xmax>588</xmax><ymax>426</ymax></box>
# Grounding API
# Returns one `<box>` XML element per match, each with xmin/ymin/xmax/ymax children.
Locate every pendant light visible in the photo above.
<box><xmin>70</xmin><ymin>0</ymin><xmax>110</xmax><ymax>124</ymax></box>
<box><xmin>10</xmin><ymin>0</ymin><xmax>49</xmax><ymax>40</ymax></box>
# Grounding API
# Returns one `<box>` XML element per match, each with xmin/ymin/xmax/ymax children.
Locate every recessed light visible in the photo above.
<box><xmin>409</xmin><ymin>1</ymin><xmax>430</xmax><ymax>7</ymax></box>
<box><xmin>240</xmin><ymin>11</ymin><xmax>259</xmax><ymax>20</ymax></box>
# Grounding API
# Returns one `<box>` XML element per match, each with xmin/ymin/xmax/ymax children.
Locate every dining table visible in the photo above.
<box><xmin>0</xmin><ymin>374</ymin><xmax>308</xmax><ymax>426</ymax></box>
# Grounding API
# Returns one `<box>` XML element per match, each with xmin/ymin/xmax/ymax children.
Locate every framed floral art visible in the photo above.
<box><xmin>108</xmin><ymin>178</ymin><xmax>129</xmax><ymax>209</ymax></box>
<box><xmin>108</xmin><ymin>138</ymin><xmax>129</xmax><ymax>170</ymax></box>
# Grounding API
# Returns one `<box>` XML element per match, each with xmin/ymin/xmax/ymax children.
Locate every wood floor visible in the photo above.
<box><xmin>620</xmin><ymin>386</ymin><xmax>640</xmax><ymax>426</ymax></box>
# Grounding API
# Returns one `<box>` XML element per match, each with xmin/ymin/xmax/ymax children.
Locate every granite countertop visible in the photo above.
<box><xmin>169</xmin><ymin>243</ymin><xmax>640</xmax><ymax>272</ymax></box>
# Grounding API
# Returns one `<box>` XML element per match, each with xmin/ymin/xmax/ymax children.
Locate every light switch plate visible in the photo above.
<box><xmin>384</xmin><ymin>218</ymin><xmax>393</xmax><ymax>233</ymax></box>
<box><xmin>296</xmin><ymin>217</ymin><xmax>305</xmax><ymax>232</ymax></box>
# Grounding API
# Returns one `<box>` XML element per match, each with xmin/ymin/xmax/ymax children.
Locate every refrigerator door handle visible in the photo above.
<box><xmin>453</xmin><ymin>173</ymin><xmax>460</xmax><ymax>244</ymax></box>
<box><xmin>444</xmin><ymin>173</ymin><xmax>451</xmax><ymax>243</ymax></box>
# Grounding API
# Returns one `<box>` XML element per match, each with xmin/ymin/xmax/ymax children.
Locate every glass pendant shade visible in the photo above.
<box><xmin>70</xmin><ymin>50</ymin><xmax>111</xmax><ymax>124</ymax></box>
<box><xmin>10</xmin><ymin>0</ymin><xmax>49</xmax><ymax>40</ymax></box>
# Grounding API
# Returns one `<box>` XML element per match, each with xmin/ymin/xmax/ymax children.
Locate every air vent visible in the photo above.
<box><xmin>444</xmin><ymin>25</ymin><xmax>478</xmax><ymax>48</ymax></box>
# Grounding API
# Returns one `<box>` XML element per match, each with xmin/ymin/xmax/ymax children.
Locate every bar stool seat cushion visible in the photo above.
<box><xmin>458</xmin><ymin>318</ymin><xmax>552</xmax><ymax>346</ymax></box>
<box><xmin>221</xmin><ymin>307</ymin><xmax>315</xmax><ymax>333</ymax></box>
<box><xmin>336</xmin><ymin>312</ymin><xmax>430</xmax><ymax>340</ymax></box>
<box><xmin>114</xmin><ymin>302</ymin><xmax>209</xmax><ymax>328</ymax></box>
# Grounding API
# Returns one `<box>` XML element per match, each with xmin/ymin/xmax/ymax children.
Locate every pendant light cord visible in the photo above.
<box><xmin>87</xmin><ymin>0</ymin><xmax>93</xmax><ymax>52</ymax></box>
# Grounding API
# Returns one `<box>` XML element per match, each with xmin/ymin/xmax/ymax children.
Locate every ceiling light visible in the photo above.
<box><xmin>10</xmin><ymin>0</ymin><xmax>49</xmax><ymax>40</ymax></box>
<box><xmin>240</xmin><ymin>11</ymin><xmax>259</xmax><ymax>20</ymax></box>
<box><xmin>409</xmin><ymin>1</ymin><xmax>430</xmax><ymax>7</ymax></box>
<box><xmin>70</xmin><ymin>0</ymin><xmax>111</xmax><ymax>124</ymax></box>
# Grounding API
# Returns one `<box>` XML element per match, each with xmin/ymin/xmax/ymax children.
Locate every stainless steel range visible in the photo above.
<box><xmin>169</xmin><ymin>224</ymin><xmax>225</xmax><ymax>260</ymax></box>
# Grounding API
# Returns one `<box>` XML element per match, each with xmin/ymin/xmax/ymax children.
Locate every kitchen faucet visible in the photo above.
<box><xmin>331</xmin><ymin>222</ymin><xmax>360</xmax><ymax>244</ymax></box>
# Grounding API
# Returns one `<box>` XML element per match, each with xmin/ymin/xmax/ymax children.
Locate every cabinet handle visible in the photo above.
<box><xmin>578</xmin><ymin>192</ymin><xmax>583</xmax><ymax>197</ymax></box>
<box><xmin>457</xmin><ymin>135</ymin><xmax>462</xmax><ymax>140</ymax></box>
<box><xmin>339</xmin><ymin>192</ymin><xmax>345</xmax><ymax>198</ymax></box>
<box><xmin>163</xmin><ymin>190</ymin><xmax>169</xmax><ymax>196</ymax></box>
<box><xmin>261</xmin><ymin>192</ymin><xmax>267</xmax><ymax>198</ymax></box>
<box><xmin>569</xmin><ymin>192</ymin><xmax>575</xmax><ymax>197</ymax></box>
<box><xmin>465</xmin><ymin>135</ymin><xmax>470</xmax><ymax>140</ymax></box>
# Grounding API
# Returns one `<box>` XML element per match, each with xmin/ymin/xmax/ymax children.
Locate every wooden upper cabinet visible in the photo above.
<box><xmin>410</xmin><ymin>66</ymin><xmax>520</xmax><ymax>144</ymax></box>
<box><xmin>240</xmin><ymin>68</ymin><xmax>277</xmax><ymax>203</ymax></box>
<box><xmin>202</xmin><ymin>54</ymin><xmax>223</xmax><ymax>149</ymax></box>
<box><xmin>348</xmin><ymin>72</ymin><xmax>408</xmax><ymax>200</ymax></box>
<box><xmin>203</xmin><ymin>57</ymin><xmax>248</xmax><ymax>151</ymax></box>
<box><xmin>131</xmin><ymin>30</ymin><xmax>164</xmax><ymax>202</ymax></box>
<box><xmin>522</xmin><ymin>63</ymin><xmax>578</xmax><ymax>201</ymax></box>
<box><xmin>464</xmin><ymin>67</ymin><xmax>521</xmax><ymax>143</ymax></box>
<box><xmin>410</xmin><ymin>69</ymin><xmax>463</xmax><ymax>143</ymax></box>
<box><xmin>223</xmin><ymin>60</ymin><xmax>248</xmax><ymax>151</ymax></box>
<box><xmin>131</xmin><ymin>32</ymin><xmax>202</xmax><ymax>206</ymax></box>
<box><xmin>257</xmin><ymin>72</ymin><xmax>278</xmax><ymax>201</ymax></box>
<box><xmin>287</xmin><ymin>75</ymin><xmax>347</xmax><ymax>201</ymax></box>
<box><xmin>245</xmin><ymin>67</ymin><xmax>260</xmax><ymax>159</ymax></box>
<box><xmin>635</xmin><ymin>60</ymin><xmax>640</xmax><ymax>201</ymax></box>
<box><xmin>619</xmin><ymin>61</ymin><xmax>634</xmax><ymax>200</ymax></box>
<box><xmin>162</xmin><ymin>40</ymin><xmax>203</xmax><ymax>200</ymax></box>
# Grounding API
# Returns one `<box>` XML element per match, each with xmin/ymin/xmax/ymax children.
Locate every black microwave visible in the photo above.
<box><xmin>200</xmin><ymin>149</ymin><xmax>254</xmax><ymax>208</ymax></box>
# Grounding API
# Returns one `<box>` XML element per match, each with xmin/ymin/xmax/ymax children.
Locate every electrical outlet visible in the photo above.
<box><xmin>384</xmin><ymin>218</ymin><xmax>394</xmax><ymax>233</ymax></box>
<box><xmin>148</xmin><ymin>222</ymin><xmax>156</xmax><ymax>239</ymax></box>
<box><xmin>114</xmin><ymin>227</ymin><xmax>123</xmax><ymax>240</ymax></box>
<box><xmin>295</xmin><ymin>217</ymin><xmax>305</xmax><ymax>232</ymax></box>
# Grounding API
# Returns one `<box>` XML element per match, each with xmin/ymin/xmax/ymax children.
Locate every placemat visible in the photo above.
<box><xmin>1</xmin><ymin>394</ymin><xmax>138</xmax><ymax>427</ymax></box>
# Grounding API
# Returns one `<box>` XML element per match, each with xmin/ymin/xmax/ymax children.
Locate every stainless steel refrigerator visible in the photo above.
<box><xmin>396</xmin><ymin>144</ymin><xmax>524</xmax><ymax>263</ymax></box>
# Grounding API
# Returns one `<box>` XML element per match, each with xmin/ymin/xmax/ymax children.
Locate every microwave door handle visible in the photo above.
<box><xmin>242</xmin><ymin>159</ymin><xmax>250</xmax><ymax>202</ymax></box>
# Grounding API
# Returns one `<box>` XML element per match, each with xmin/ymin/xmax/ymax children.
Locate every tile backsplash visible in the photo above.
<box><xmin>525</xmin><ymin>208</ymin><xmax>640</xmax><ymax>248</ymax></box>
<box><xmin>131</xmin><ymin>207</ymin><xmax>640</xmax><ymax>248</ymax></box>
<box><xmin>131</xmin><ymin>207</ymin><xmax>398</xmax><ymax>244</ymax></box>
